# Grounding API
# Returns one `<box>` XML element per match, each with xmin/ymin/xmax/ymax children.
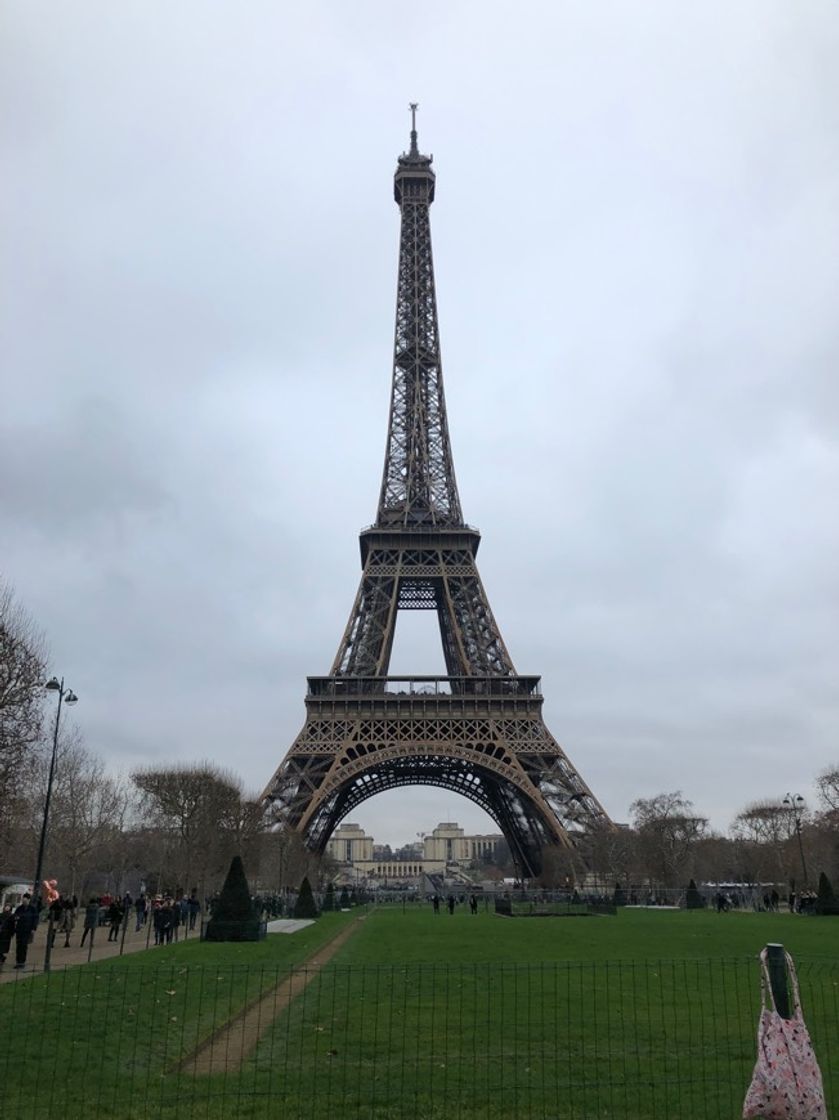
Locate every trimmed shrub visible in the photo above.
<box><xmin>204</xmin><ymin>856</ymin><xmax>264</xmax><ymax>941</ymax></box>
<box><xmin>321</xmin><ymin>883</ymin><xmax>336</xmax><ymax>912</ymax></box>
<box><xmin>293</xmin><ymin>876</ymin><xmax>320</xmax><ymax>919</ymax></box>
<box><xmin>816</xmin><ymin>871</ymin><xmax>839</xmax><ymax>915</ymax></box>
<box><xmin>613</xmin><ymin>882</ymin><xmax>627</xmax><ymax>907</ymax></box>
<box><xmin>339</xmin><ymin>887</ymin><xmax>351</xmax><ymax>909</ymax></box>
<box><xmin>685</xmin><ymin>879</ymin><xmax>705</xmax><ymax>910</ymax></box>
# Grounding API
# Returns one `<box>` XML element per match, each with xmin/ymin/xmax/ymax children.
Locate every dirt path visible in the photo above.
<box><xmin>178</xmin><ymin>915</ymin><xmax>365</xmax><ymax>1077</ymax></box>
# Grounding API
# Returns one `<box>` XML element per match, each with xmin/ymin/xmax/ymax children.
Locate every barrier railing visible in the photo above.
<box><xmin>0</xmin><ymin>955</ymin><xmax>836</xmax><ymax>1118</ymax></box>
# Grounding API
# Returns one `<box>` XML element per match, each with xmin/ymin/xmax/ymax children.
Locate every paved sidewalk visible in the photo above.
<box><xmin>265</xmin><ymin>918</ymin><xmax>315</xmax><ymax>934</ymax></box>
<box><xmin>0</xmin><ymin>919</ymin><xmax>202</xmax><ymax>983</ymax></box>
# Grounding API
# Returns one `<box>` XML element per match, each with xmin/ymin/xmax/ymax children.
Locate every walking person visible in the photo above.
<box><xmin>135</xmin><ymin>893</ymin><xmax>147</xmax><ymax>931</ymax></box>
<box><xmin>60</xmin><ymin>898</ymin><xmax>76</xmax><ymax>947</ymax></box>
<box><xmin>106</xmin><ymin>899</ymin><xmax>123</xmax><ymax>942</ymax></box>
<box><xmin>80</xmin><ymin>898</ymin><xmax>100</xmax><ymax>948</ymax></box>
<box><xmin>188</xmin><ymin>891</ymin><xmax>200</xmax><ymax>931</ymax></box>
<box><xmin>12</xmin><ymin>893</ymin><xmax>37</xmax><ymax>970</ymax></box>
<box><xmin>0</xmin><ymin>903</ymin><xmax>15</xmax><ymax>965</ymax></box>
<box><xmin>447</xmin><ymin>895</ymin><xmax>455</xmax><ymax>915</ymax></box>
<box><xmin>158</xmin><ymin>899</ymin><xmax>174</xmax><ymax>945</ymax></box>
<box><xmin>152</xmin><ymin>900</ymin><xmax>164</xmax><ymax>945</ymax></box>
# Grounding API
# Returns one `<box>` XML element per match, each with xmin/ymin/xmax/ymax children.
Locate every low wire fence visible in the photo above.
<box><xmin>1</xmin><ymin>956</ymin><xmax>836</xmax><ymax>1118</ymax></box>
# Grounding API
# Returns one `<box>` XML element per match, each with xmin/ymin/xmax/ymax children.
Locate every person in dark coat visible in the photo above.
<box><xmin>157</xmin><ymin>900</ymin><xmax>174</xmax><ymax>945</ymax></box>
<box><xmin>80</xmin><ymin>898</ymin><xmax>100</xmax><ymax>947</ymax></box>
<box><xmin>0</xmin><ymin>904</ymin><xmax>15</xmax><ymax>964</ymax></box>
<box><xmin>134</xmin><ymin>893</ymin><xmax>147</xmax><ymax>931</ymax></box>
<box><xmin>106</xmin><ymin>900</ymin><xmax>123</xmax><ymax>942</ymax></box>
<box><xmin>152</xmin><ymin>900</ymin><xmax>163</xmax><ymax>945</ymax></box>
<box><xmin>188</xmin><ymin>892</ymin><xmax>200</xmax><ymax>930</ymax></box>
<box><xmin>13</xmin><ymin>893</ymin><xmax>37</xmax><ymax>969</ymax></box>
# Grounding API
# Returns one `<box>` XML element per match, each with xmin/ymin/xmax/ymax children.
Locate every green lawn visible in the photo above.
<box><xmin>1</xmin><ymin>906</ymin><xmax>836</xmax><ymax>1119</ymax></box>
<box><xmin>338</xmin><ymin>901</ymin><xmax>838</xmax><ymax>963</ymax></box>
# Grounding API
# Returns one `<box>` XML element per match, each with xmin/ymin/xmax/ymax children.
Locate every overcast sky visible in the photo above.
<box><xmin>2</xmin><ymin>2</ymin><xmax>838</xmax><ymax>847</ymax></box>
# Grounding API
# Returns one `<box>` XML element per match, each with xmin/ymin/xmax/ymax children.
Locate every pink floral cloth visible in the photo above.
<box><xmin>743</xmin><ymin>948</ymin><xmax>827</xmax><ymax>1119</ymax></box>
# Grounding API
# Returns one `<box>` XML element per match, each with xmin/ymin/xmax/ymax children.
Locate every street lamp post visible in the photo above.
<box><xmin>782</xmin><ymin>793</ymin><xmax>808</xmax><ymax>890</ymax></box>
<box><xmin>34</xmin><ymin>676</ymin><xmax>78</xmax><ymax>916</ymax></box>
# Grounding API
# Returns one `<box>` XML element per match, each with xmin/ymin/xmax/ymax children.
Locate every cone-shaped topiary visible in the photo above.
<box><xmin>293</xmin><ymin>876</ymin><xmax>320</xmax><ymax>919</ymax></box>
<box><xmin>204</xmin><ymin>856</ymin><xmax>265</xmax><ymax>941</ymax></box>
<box><xmin>321</xmin><ymin>883</ymin><xmax>335</xmax><ymax>912</ymax></box>
<box><xmin>816</xmin><ymin>871</ymin><xmax>839</xmax><ymax>915</ymax></box>
<box><xmin>339</xmin><ymin>887</ymin><xmax>350</xmax><ymax>909</ymax></box>
<box><xmin>685</xmin><ymin>878</ymin><xmax>704</xmax><ymax>909</ymax></box>
<box><xmin>613</xmin><ymin>882</ymin><xmax>627</xmax><ymax>907</ymax></box>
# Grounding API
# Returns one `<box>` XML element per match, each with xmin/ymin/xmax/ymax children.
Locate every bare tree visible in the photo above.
<box><xmin>42</xmin><ymin>731</ymin><xmax>131</xmax><ymax>897</ymax></box>
<box><xmin>585</xmin><ymin>821</ymin><xmax>636</xmax><ymax>889</ymax></box>
<box><xmin>132</xmin><ymin>763</ymin><xmax>265</xmax><ymax>895</ymax></box>
<box><xmin>258</xmin><ymin>823</ymin><xmax>323</xmax><ymax>890</ymax></box>
<box><xmin>630</xmin><ymin>791</ymin><xmax>708</xmax><ymax>888</ymax></box>
<box><xmin>0</xmin><ymin>580</ymin><xmax>48</xmax><ymax>868</ymax></box>
<box><xmin>816</xmin><ymin>764</ymin><xmax>839</xmax><ymax>818</ymax></box>
<box><xmin>730</xmin><ymin>799</ymin><xmax>797</xmax><ymax>884</ymax></box>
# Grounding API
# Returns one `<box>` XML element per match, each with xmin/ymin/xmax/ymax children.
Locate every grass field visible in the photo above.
<box><xmin>1</xmin><ymin>905</ymin><xmax>836</xmax><ymax>1119</ymax></box>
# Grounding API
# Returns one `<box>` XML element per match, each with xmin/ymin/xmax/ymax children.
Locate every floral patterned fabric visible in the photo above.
<box><xmin>743</xmin><ymin>948</ymin><xmax>827</xmax><ymax>1119</ymax></box>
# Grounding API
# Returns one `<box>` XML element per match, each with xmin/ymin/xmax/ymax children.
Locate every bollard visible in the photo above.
<box><xmin>765</xmin><ymin>942</ymin><xmax>791</xmax><ymax>1019</ymax></box>
<box><xmin>87</xmin><ymin>921</ymin><xmax>95</xmax><ymax>964</ymax></box>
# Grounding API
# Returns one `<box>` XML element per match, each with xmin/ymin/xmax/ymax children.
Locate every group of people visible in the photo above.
<box><xmin>146</xmin><ymin>894</ymin><xmax>201</xmax><ymax>945</ymax></box>
<box><xmin>430</xmin><ymin>894</ymin><xmax>480</xmax><ymax>915</ymax></box>
<box><xmin>0</xmin><ymin>887</ymin><xmax>205</xmax><ymax>971</ymax></box>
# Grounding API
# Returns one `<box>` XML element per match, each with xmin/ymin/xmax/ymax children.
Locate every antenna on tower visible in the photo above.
<box><xmin>409</xmin><ymin>101</ymin><xmax>419</xmax><ymax>156</ymax></box>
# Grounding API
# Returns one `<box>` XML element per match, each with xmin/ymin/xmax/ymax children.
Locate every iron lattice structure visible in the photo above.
<box><xmin>263</xmin><ymin>115</ymin><xmax>611</xmax><ymax>876</ymax></box>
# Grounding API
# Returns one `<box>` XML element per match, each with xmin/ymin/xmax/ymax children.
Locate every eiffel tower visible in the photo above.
<box><xmin>263</xmin><ymin>109</ymin><xmax>611</xmax><ymax>877</ymax></box>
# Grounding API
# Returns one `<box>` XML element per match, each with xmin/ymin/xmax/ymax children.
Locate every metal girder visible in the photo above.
<box><xmin>330</xmin><ymin>537</ymin><xmax>515</xmax><ymax>678</ymax></box>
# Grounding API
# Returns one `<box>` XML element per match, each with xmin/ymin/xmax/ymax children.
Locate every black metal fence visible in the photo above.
<box><xmin>1</xmin><ymin>956</ymin><xmax>836</xmax><ymax>1118</ymax></box>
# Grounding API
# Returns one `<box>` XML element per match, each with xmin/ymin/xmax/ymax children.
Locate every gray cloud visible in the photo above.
<box><xmin>2</xmin><ymin>2</ymin><xmax>838</xmax><ymax>846</ymax></box>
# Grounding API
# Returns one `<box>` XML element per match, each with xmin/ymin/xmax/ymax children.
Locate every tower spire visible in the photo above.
<box><xmin>379</xmin><ymin>111</ymin><xmax>462</xmax><ymax>527</ymax></box>
<box><xmin>409</xmin><ymin>101</ymin><xmax>419</xmax><ymax>156</ymax></box>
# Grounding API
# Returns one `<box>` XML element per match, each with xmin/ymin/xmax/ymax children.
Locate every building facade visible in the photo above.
<box><xmin>325</xmin><ymin>821</ymin><xmax>504</xmax><ymax>884</ymax></box>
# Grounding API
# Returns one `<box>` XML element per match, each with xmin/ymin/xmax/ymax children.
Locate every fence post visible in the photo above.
<box><xmin>765</xmin><ymin>942</ymin><xmax>791</xmax><ymax>1019</ymax></box>
<box><xmin>119</xmin><ymin>908</ymin><xmax>129</xmax><ymax>956</ymax></box>
<box><xmin>43</xmin><ymin>912</ymin><xmax>55</xmax><ymax>973</ymax></box>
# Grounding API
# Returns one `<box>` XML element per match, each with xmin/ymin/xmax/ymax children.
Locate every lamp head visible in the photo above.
<box><xmin>65</xmin><ymin>690</ymin><xmax>79</xmax><ymax>705</ymax></box>
<box><xmin>45</xmin><ymin>677</ymin><xmax>60</xmax><ymax>691</ymax></box>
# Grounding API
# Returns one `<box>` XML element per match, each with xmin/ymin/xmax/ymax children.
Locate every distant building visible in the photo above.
<box><xmin>422</xmin><ymin>822</ymin><xmax>500</xmax><ymax>863</ymax></box>
<box><xmin>325</xmin><ymin>821</ymin><xmax>504</xmax><ymax>885</ymax></box>
<box><xmin>326</xmin><ymin>822</ymin><xmax>374</xmax><ymax>864</ymax></box>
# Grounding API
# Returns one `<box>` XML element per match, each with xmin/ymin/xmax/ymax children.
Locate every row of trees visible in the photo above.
<box><xmin>5</xmin><ymin>739</ymin><xmax>327</xmax><ymax>899</ymax></box>
<box><xmin>554</xmin><ymin>784</ymin><xmax>839</xmax><ymax>892</ymax></box>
